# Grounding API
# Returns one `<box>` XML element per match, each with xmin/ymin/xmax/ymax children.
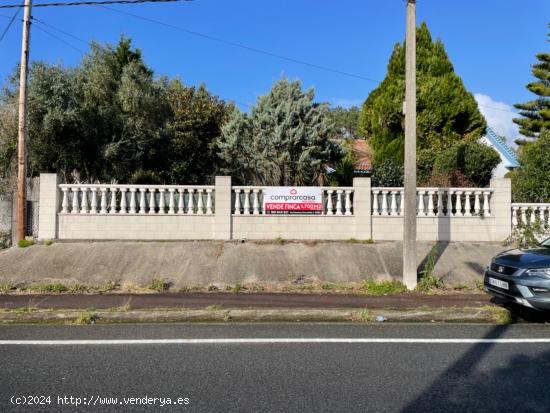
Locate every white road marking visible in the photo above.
<box><xmin>0</xmin><ymin>338</ymin><xmax>549</xmax><ymax>345</ymax></box>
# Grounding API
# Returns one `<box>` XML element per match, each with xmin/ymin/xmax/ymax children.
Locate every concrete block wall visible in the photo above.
<box><xmin>39</xmin><ymin>173</ymin><xmax>514</xmax><ymax>242</ymax></box>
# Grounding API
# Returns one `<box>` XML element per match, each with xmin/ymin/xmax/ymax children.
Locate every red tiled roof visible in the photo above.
<box><xmin>352</xmin><ymin>139</ymin><xmax>373</xmax><ymax>172</ymax></box>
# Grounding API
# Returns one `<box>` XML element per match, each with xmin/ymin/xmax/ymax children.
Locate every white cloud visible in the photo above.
<box><xmin>474</xmin><ymin>93</ymin><xmax>520</xmax><ymax>147</ymax></box>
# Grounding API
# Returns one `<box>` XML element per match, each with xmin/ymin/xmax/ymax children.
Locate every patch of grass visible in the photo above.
<box><xmin>27</xmin><ymin>283</ymin><xmax>68</xmax><ymax>293</ymax></box>
<box><xmin>416</xmin><ymin>273</ymin><xmax>443</xmax><ymax>293</ymax></box>
<box><xmin>297</xmin><ymin>284</ymin><xmax>315</xmax><ymax>291</ymax></box>
<box><xmin>207</xmin><ymin>284</ymin><xmax>218</xmax><ymax>292</ymax></box>
<box><xmin>452</xmin><ymin>284</ymin><xmax>469</xmax><ymax>291</ymax></box>
<box><xmin>18</xmin><ymin>239</ymin><xmax>34</xmax><ymax>248</ymax></box>
<box><xmin>206</xmin><ymin>304</ymin><xmax>221</xmax><ymax>310</ymax></box>
<box><xmin>361</xmin><ymin>279</ymin><xmax>407</xmax><ymax>295</ymax></box>
<box><xmin>14</xmin><ymin>306</ymin><xmax>38</xmax><ymax>314</ymax></box>
<box><xmin>148</xmin><ymin>278</ymin><xmax>169</xmax><ymax>293</ymax></box>
<box><xmin>232</xmin><ymin>282</ymin><xmax>243</xmax><ymax>293</ymax></box>
<box><xmin>223</xmin><ymin>310</ymin><xmax>232</xmax><ymax>322</ymax></box>
<box><xmin>418</xmin><ymin>305</ymin><xmax>431</xmax><ymax>312</ymax></box>
<box><xmin>321</xmin><ymin>282</ymin><xmax>350</xmax><ymax>291</ymax></box>
<box><xmin>98</xmin><ymin>281</ymin><xmax>117</xmax><ymax>294</ymax></box>
<box><xmin>273</xmin><ymin>236</ymin><xmax>285</xmax><ymax>245</ymax></box>
<box><xmin>357</xmin><ymin>309</ymin><xmax>373</xmax><ymax>322</ymax></box>
<box><xmin>475</xmin><ymin>280</ymin><xmax>484</xmax><ymax>292</ymax></box>
<box><xmin>43</xmin><ymin>239</ymin><xmax>53</xmax><ymax>246</ymax></box>
<box><xmin>492</xmin><ymin>309</ymin><xmax>514</xmax><ymax>324</ymax></box>
<box><xmin>347</xmin><ymin>238</ymin><xmax>374</xmax><ymax>245</ymax></box>
<box><xmin>75</xmin><ymin>311</ymin><xmax>98</xmax><ymax>325</ymax></box>
<box><xmin>0</xmin><ymin>282</ymin><xmax>15</xmax><ymax>293</ymax></box>
<box><xmin>416</xmin><ymin>245</ymin><xmax>443</xmax><ymax>293</ymax></box>
<box><xmin>68</xmin><ymin>283</ymin><xmax>88</xmax><ymax>293</ymax></box>
<box><xmin>251</xmin><ymin>285</ymin><xmax>265</xmax><ymax>292</ymax></box>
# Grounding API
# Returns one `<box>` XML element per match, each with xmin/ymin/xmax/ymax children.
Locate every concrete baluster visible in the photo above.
<box><xmin>168</xmin><ymin>189</ymin><xmax>176</xmax><ymax>214</ymax></box>
<box><xmin>243</xmin><ymin>189</ymin><xmax>251</xmax><ymax>215</ymax></box>
<box><xmin>234</xmin><ymin>189</ymin><xmax>241</xmax><ymax>215</ymax></box>
<box><xmin>177</xmin><ymin>189</ymin><xmax>185</xmax><ymax>215</ymax></box>
<box><xmin>80</xmin><ymin>187</ymin><xmax>88</xmax><ymax>214</ymax></box>
<box><xmin>345</xmin><ymin>190</ymin><xmax>353</xmax><ymax>215</ymax></box>
<box><xmin>427</xmin><ymin>190</ymin><xmax>435</xmax><ymax>217</ymax></box>
<box><xmin>206</xmin><ymin>189</ymin><xmax>213</xmax><ymax>215</ymax></box>
<box><xmin>90</xmin><ymin>188</ymin><xmax>98</xmax><ymax>214</ymax></box>
<box><xmin>109</xmin><ymin>188</ymin><xmax>118</xmax><ymax>213</ymax></box>
<box><xmin>464</xmin><ymin>191</ymin><xmax>472</xmax><ymax>217</ymax></box>
<box><xmin>326</xmin><ymin>190</ymin><xmax>334</xmax><ymax>216</ymax></box>
<box><xmin>455</xmin><ymin>191</ymin><xmax>463</xmax><ymax>216</ymax></box>
<box><xmin>336</xmin><ymin>190</ymin><xmax>343</xmax><ymax>216</ymax></box>
<box><xmin>197</xmin><ymin>189</ymin><xmax>204</xmax><ymax>214</ymax></box>
<box><xmin>483</xmin><ymin>191</ymin><xmax>491</xmax><ymax>216</ymax></box>
<box><xmin>71</xmin><ymin>187</ymin><xmax>80</xmax><ymax>214</ymax></box>
<box><xmin>119</xmin><ymin>188</ymin><xmax>127</xmax><ymax>214</ymax></box>
<box><xmin>129</xmin><ymin>188</ymin><xmax>137</xmax><ymax>214</ymax></box>
<box><xmin>100</xmin><ymin>187</ymin><xmax>108</xmax><ymax>214</ymax></box>
<box><xmin>187</xmin><ymin>189</ymin><xmax>195</xmax><ymax>215</ymax></box>
<box><xmin>61</xmin><ymin>187</ymin><xmax>69</xmax><ymax>213</ymax></box>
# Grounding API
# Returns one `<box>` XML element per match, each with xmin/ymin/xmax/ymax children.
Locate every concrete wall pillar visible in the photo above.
<box><xmin>353</xmin><ymin>177</ymin><xmax>372</xmax><ymax>239</ymax></box>
<box><xmin>214</xmin><ymin>176</ymin><xmax>232</xmax><ymax>240</ymax></box>
<box><xmin>490</xmin><ymin>178</ymin><xmax>512</xmax><ymax>241</ymax></box>
<box><xmin>38</xmin><ymin>173</ymin><xmax>61</xmax><ymax>240</ymax></box>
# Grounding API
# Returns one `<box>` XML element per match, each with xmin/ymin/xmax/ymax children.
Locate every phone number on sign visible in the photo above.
<box><xmin>264</xmin><ymin>202</ymin><xmax>323</xmax><ymax>211</ymax></box>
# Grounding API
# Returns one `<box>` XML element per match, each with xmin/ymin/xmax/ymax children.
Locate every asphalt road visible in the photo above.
<box><xmin>1</xmin><ymin>324</ymin><xmax>550</xmax><ymax>412</ymax></box>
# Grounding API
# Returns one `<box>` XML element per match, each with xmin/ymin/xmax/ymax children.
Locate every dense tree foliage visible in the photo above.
<box><xmin>510</xmin><ymin>128</ymin><xmax>550</xmax><ymax>202</ymax></box>
<box><xmin>371</xmin><ymin>159</ymin><xmax>404</xmax><ymax>187</ymax></box>
<box><xmin>217</xmin><ymin>78</ymin><xmax>340</xmax><ymax>185</ymax></box>
<box><xmin>513</xmin><ymin>24</ymin><xmax>550</xmax><ymax>143</ymax></box>
<box><xmin>0</xmin><ymin>37</ymin><xmax>230</xmax><ymax>186</ymax></box>
<box><xmin>358</xmin><ymin>23</ymin><xmax>486</xmax><ymax>182</ymax></box>
<box><xmin>327</xmin><ymin>106</ymin><xmax>360</xmax><ymax>140</ymax></box>
<box><xmin>433</xmin><ymin>142</ymin><xmax>500</xmax><ymax>187</ymax></box>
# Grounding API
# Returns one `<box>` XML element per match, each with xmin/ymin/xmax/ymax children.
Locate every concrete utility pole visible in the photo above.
<box><xmin>403</xmin><ymin>0</ymin><xmax>417</xmax><ymax>289</ymax></box>
<box><xmin>17</xmin><ymin>0</ymin><xmax>32</xmax><ymax>242</ymax></box>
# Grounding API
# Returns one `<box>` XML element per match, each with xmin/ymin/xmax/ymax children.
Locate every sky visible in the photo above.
<box><xmin>0</xmin><ymin>0</ymin><xmax>548</xmax><ymax>144</ymax></box>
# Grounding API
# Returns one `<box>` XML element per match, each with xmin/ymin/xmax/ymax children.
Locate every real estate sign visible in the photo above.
<box><xmin>263</xmin><ymin>187</ymin><xmax>323</xmax><ymax>215</ymax></box>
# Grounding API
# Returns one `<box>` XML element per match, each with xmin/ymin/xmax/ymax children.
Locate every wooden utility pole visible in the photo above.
<box><xmin>403</xmin><ymin>0</ymin><xmax>417</xmax><ymax>289</ymax></box>
<box><xmin>17</xmin><ymin>0</ymin><xmax>32</xmax><ymax>242</ymax></box>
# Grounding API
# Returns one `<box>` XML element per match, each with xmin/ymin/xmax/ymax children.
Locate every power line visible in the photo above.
<box><xmin>33</xmin><ymin>21</ymin><xmax>86</xmax><ymax>53</ymax></box>
<box><xmin>32</xmin><ymin>16</ymin><xmax>89</xmax><ymax>44</ymax></box>
<box><xmin>100</xmin><ymin>6</ymin><xmax>523</xmax><ymax>116</ymax></box>
<box><xmin>99</xmin><ymin>5</ymin><xmax>381</xmax><ymax>84</ymax></box>
<box><xmin>0</xmin><ymin>2</ymin><xmax>22</xmax><ymax>42</ymax></box>
<box><xmin>0</xmin><ymin>0</ymin><xmax>190</xmax><ymax>9</ymax></box>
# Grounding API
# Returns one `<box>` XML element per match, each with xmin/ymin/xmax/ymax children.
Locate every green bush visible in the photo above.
<box><xmin>17</xmin><ymin>239</ymin><xmax>34</xmax><ymax>248</ymax></box>
<box><xmin>361</xmin><ymin>279</ymin><xmax>407</xmax><ymax>295</ymax></box>
<box><xmin>371</xmin><ymin>159</ymin><xmax>404</xmax><ymax>187</ymax></box>
<box><xmin>148</xmin><ymin>278</ymin><xmax>169</xmax><ymax>293</ymax></box>
<box><xmin>433</xmin><ymin>142</ymin><xmax>500</xmax><ymax>187</ymax></box>
<box><xmin>511</xmin><ymin>129</ymin><xmax>550</xmax><ymax>202</ymax></box>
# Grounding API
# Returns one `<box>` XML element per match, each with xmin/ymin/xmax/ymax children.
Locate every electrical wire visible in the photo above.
<box><xmin>32</xmin><ymin>21</ymin><xmax>86</xmax><ymax>53</ymax></box>
<box><xmin>0</xmin><ymin>0</ymin><xmax>189</xmax><ymax>9</ymax></box>
<box><xmin>99</xmin><ymin>5</ymin><xmax>381</xmax><ymax>84</ymax></box>
<box><xmin>0</xmin><ymin>2</ymin><xmax>22</xmax><ymax>42</ymax></box>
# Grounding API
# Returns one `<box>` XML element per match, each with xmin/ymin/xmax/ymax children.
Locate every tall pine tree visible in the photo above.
<box><xmin>513</xmin><ymin>23</ymin><xmax>550</xmax><ymax>143</ymax></box>
<box><xmin>358</xmin><ymin>22</ymin><xmax>486</xmax><ymax>180</ymax></box>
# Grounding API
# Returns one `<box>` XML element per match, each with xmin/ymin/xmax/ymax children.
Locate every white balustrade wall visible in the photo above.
<box><xmin>59</xmin><ymin>184</ymin><xmax>214</xmax><ymax>215</ymax></box>
<box><xmin>37</xmin><ymin>174</ymin><xmax>512</xmax><ymax>242</ymax></box>
<box><xmin>512</xmin><ymin>203</ymin><xmax>550</xmax><ymax>233</ymax></box>
<box><xmin>371</xmin><ymin>188</ymin><xmax>493</xmax><ymax>217</ymax></box>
